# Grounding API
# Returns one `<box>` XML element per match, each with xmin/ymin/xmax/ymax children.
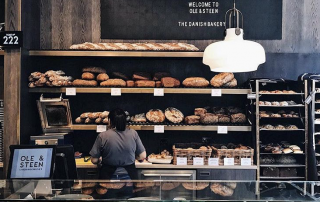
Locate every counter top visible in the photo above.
<box><xmin>76</xmin><ymin>159</ymin><xmax>257</xmax><ymax>170</ymax></box>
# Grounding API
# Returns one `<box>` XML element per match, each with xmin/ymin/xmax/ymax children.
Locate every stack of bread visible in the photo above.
<box><xmin>73</xmin><ymin>67</ymin><xmax>109</xmax><ymax>87</ymax></box>
<box><xmin>28</xmin><ymin>70</ymin><xmax>73</xmax><ymax>88</ymax></box>
<box><xmin>75</xmin><ymin>111</ymin><xmax>110</xmax><ymax>124</ymax></box>
<box><xmin>130</xmin><ymin>107</ymin><xmax>184</xmax><ymax>124</ymax></box>
<box><xmin>184</xmin><ymin>106</ymin><xmax>246</xmax><ymax>125</ymax></box>
<box><xmin>260</xmin><ymin>142</ymin><xmax>303</xmax><ymax>154</ymax></box>
<box><xmin>182</xmin><ymin>73</ymin><xmax>237</xmax><ymax>88</ymax></box>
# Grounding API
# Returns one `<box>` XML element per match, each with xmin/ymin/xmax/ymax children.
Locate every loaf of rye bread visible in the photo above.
<box><xmin>161</xmin><ymin>77</ymin><xmax>180</xmax><ymax>87</ymax></box>
<box><xmin>133</xmin><ymin>72</ymin><xmax>152</xmax><ymax>80</ymax></box>
<box><xmin>194</xmin><ymin>108</ymin><xmax>207</xmax><ymax>116</ymax></box>
<box><xmin>73</xmin><ymin>79</ymin><xmax>98</xmax><ymax>86</ymax></box>
<box><xmin>100</xmin><ymin>79</ymin><xmax>126</xmax><ymax>87</ymax></box>
<box><xmin>210</xmin><ymin>73</ymin><xmax>234</xmax><ymax>87</ymax></box>
<box><xmin>135</xmin><ymin>80</ymin><xmax>155</xmax><ymax>87</ymax></box>
<box><xmin>231</xmin><ymin>113</ymin><xmax>246</xmax><ymax>123</ymax></box>
<box><xmin>183</xmin><ymin>77</ymin><xmax>209</xmax><ymax>87</ymax></box>
<box><xmin>184</xmin><ymin>115</ymin><xmax>200</xmax><ymax>124</ymax></box>
<box><xmin>200</xmin><ymin>113</ymin><xmax>219</xmax><ymax>124</ymax></box>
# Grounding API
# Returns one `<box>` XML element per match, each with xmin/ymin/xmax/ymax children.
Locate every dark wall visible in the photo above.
<box><xmin>0</xmin><ymin>0</ymin><xmax>4</xmax><ymax>23</ymax></box>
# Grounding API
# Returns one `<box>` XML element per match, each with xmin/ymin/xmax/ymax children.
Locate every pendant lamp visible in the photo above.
<box><xmin>203</xmin><ymin>0</ymin><xmax>266</xmax><ymax>72</ymax></box>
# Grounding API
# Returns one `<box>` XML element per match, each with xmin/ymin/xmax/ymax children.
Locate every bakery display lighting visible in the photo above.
<box><xmin>203</xmin><ymin>0</ymin><xmax>265</xmax><ymax>73</ymax></box>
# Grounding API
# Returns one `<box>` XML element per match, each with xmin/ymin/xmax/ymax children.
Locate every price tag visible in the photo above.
<box><xmin>211</xmin><ymin>89</ymin><xmax>222</xmax><ymax>97</ymax></box>
<box><xmin>224</xmin><ymin>158</ymin><xmax>234</xmax><ymax>166</ymax></box>
<box><xmin>177</xmin><ymin>157</ymin><xmax>187</xmax><ymax>165</ymax></box>
<box><xmin>111</xmin><ymin>88</ymin><xmax>121</xmax><ymax>96</ymax></box>
<box><xmin>66</xmin><ymin>88</ymin><xmax>76</xmax><ymax>96</ymax></box>
<box><xmin>218</xmin><ymin>126</ymin><xmax>228</xmax><ymax>134</ymax></box>
<box><xmin>0</xmin><ymin>31</ymin><xmax>23</xmax><ymax>48</ymax></box>
<box><xmin>247</xmin><ymin>94</ymin><xmax>256</xmax><ymax>99</ymax></box>
<box><xmin>154</xmin><ymin>88</ymin><xmax>164</xmax><ymax>96</ymax></box>
<box><xmin>208</xmin><ymin>158</ymin><xmax>219</xmax><ymax>166</ymax></box>
<box><xmin>262</xmin><ymin>83</ymin><xmax>267</xmax><ymax>86</ymax></box>
<box><xmin>241</xmin><ymin>158</ymin><xmax>252</xmax><ymax>166</ymax></box>
<box><xmin>96</xmin><ymin>125</ymin><xmax>107</xmax><ymax>133</ymax></box>
<box><xmin>193</xmin><ymin>158</ymin><xmax>204</xmax><ymax>165</ymax></box>
<box><xmin>154</xmin><ymin>125</ymin><xmax>164</xmax><ymax>133</ymax></box>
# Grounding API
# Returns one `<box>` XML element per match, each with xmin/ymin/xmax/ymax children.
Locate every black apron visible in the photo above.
<box><xmin>99</xmin><ymin>163</ymin><xmax>138</xmax><ymax>180</ymax></box>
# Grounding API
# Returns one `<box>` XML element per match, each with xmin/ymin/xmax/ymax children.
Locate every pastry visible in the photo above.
<box><xmin>275</xmin><ymin>125</ymin><xmax>285</xmax><ymax>130</ymax></box>
<box><xmin>45</xmin><ymin>70</ymin><xmax>65</xmax><ymax>77</ymax></box>
<box><xmin>30</xmin><ymin>72</ymin><xmax>44</xmax><ymax>79</ymax></box>
<box><xmin>100</xmin><ymin>79</ymin><xmax>126</xmax><ymax>87</ymax></box>
<box><xmin>286</xmin><ymin>125</ymin><xmax>298</xmax><ymax>130</ymax></box>
<box><xmin>146</xmin><ymin>109</ymin><xmax>166</xmax><ymax>123</ymax></box>
<box><xmin>218</xmin><ymin>114</ymin><xmax>230</xmax><ymax>123</ymax></box>
<box><xmin>271</xmin><ymin>101</ymin><xmax>280</xmax><ymax>106</ymax></box>
<box><xmin>293</xmin><ymin>149</ymin><xmax>303</xmax><ymax>154</ymax></box>
<box><xmin>82</xmin><ymin>67</ymin><xmax>106</xmax><ymax>74</ymax></box>
<box><xmin>161</xmin><ymin>77</ymin><xmax>180</xmax><ymax>87</ymax></box>
<box><xmin>230</xmin><ymin>113</ymin><xmax>246</xmax><ymax>123</ymax></box>
<box><xmin>222</xmin><ymin>78</ymin><xmax>237</xmax><ymax>87</ymax></box>
<box><xmin>88</xmin><ymin>112</ymin><xmax>101</xmax><ymax>120</ymax></box>
<box><xmin>135</xmin><ymin>80</ymin><xmax>156</xmax><ymax>87</ymax></box>
<box><xmin>153</xmin><ymin>72</ymin><xmax>171</xmax><ymax>81</ymax></box>
<box><xmin>200</xmin><ymin>113</ymin><xmax>219</xmax><ymax>124</ymax></box>
<box><xmin>282</xmin><ymin>148</ymin><xmax>293</xmax><ymax>154</ymax></box>
<box><xmin>165</xmin><ymin>107</ymin><xmax>184</xmax><ymax>123</ymax></box>
<box><xmin>184</xmin><ymin>115</ymin><xmax>200</xmax><ymax>124</ymax></box>
<box><xmin>210</xmin><ymin>183</ymin><xmax>234</xmax><ymax>197</ymax></box>
<box><xmin>95</xmin><ymin>118</ymin><xmax>102</xmax><ymax>124</ymax></box>
<box><xmin>34</xmin><ymin>80</ymin><xmax>45</xmax><ymax>87</ymax></box>
<box><xmin>126</xmin><ymin>80</ymin><xmax>135</xmax><ymax>87</ymax></box>
<box><xmin>85</xmin><ymin>118</ymin><xmax>94</xmax><ymax>124</ymax></box>
<box><xmin>80</xmin><ymin>113</ymin><xmax>90</xmax><ymax>119</ymax></box>
<box><xmin>73</xmin><ymin>79</ymin><xmax>98</xmax><ymax>86</ymax></box>
<box><xmin>103</xmin><ymin>118</ymin><xmax>109</xmax><ymax>124</ymax></box>
<box><xmin>155</xmin><ymin>81</ymin><xmax>162</xmax><ymax>87</ymax></box>
<box><xmin>81</xmin><ymin>72</ymin><xmax>95</xmax><ymax>80</ymax></box>
<box><xmin>182</xmin><ymin>77</ymin><xmax>209</xmax><ymax>87</ymax></box>
<box><xmin>280</xmin><ymin>101</ymin><xmax>289</xmax><ymax>106</ymax></box>
<box><xmin>100</xmin><ymin>111</ymin><xmax>110</xmax><ymax>119</ymax></box>
<box><xmin>182</xmin><ymin>182</ymin><xmax>209</xmax><ymax>190</ymax></box>
<box><xmin>131</xmin><ymin>113</ymin><xmax>147</xmax><ymax>122</ymax></box>
<box><xmin>263</xmin><ymin>167</ymin><xmax>279</xmax><ymax>177</ymax></box>
<box><xmin>97</xmin><ymin>73</ymin><xmax>109</xmax><ymax>82</ymax></box>
<box><xmin>259</xmin><ymin>90</ymin><xmax>270</xmax><ymax>94</ymax></box>
<box><xmin>261</xmin><ymin>124</ymin><xmax>274</xmax><ymax>130</ymax></box>
<box><xmin>75</xmin><ymin>117</ymin><xmax>83</xmax><ymax>124</ymax></box>
<box><xmin>210</xmin><ymin>73</ymin><xmax>234</xmax><ymax>87</ymax></box>
<box><xmin>28</xmin><ymin>82</ymin><xmax>36</xmax><ymax>88</ymax></box>
<box><xmin>96</xmin><ymin>187</ymin><xmax>108</xmax><ymax>195</ymax></box>
<box><xmin>133</xmin><ymin>72</ymin><xmax>152</xmax><ymax>80</ymax></box>
<box><xmin>112</xmin><ymin>72</ymin><xmax>130</xmax><ymax>81</ymax></box>
<box><xmin>194</xmin><ymin>108</ymin><xmax>207</xmax><ymax>116</ymax></box>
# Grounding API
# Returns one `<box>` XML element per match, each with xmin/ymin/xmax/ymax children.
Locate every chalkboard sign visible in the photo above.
<box><xmin>101</xmin><ymin>0</ymin><xmax>282</xmax><ymax>40</ymax></box>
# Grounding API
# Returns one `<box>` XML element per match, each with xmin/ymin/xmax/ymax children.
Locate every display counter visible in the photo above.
<box><xmin>1</xmin><ymin>180</ymin><xmax>317</xmax><ymax>201</ymax></box>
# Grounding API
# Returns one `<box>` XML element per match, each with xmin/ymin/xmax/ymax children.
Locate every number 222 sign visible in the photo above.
<box><xmin>0</xmin><ymin>31</ymin><xmax>23</xmax><ymax>48</ymax></box>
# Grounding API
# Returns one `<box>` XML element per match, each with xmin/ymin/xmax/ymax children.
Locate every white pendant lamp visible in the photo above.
<box><xmin>203</xmin><ymin>1</ymin><xmax>266</xmax><ymax>73</ymax></box>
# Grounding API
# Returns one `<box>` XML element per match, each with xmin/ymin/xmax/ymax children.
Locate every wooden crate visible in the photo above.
<box><xmin>173</xmin><ymin>144</ymin><xmax>212</xmax><ymax>165</ymax></box>
<box><xmin>211</xmin><ymin>146</ymin><xmax>254</xmax><ymax>166</ymax></box>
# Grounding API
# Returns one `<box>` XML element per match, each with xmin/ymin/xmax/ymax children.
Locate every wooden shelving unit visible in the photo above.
<box><xmin>28</xmin><ymin>50</ymin><xmax>204</xmax><ymax>58</ymax></box>
<box><xmin>72</xmin><ymin>124</ymin><xmax>252</xmax><ymax>132</ymax></box>
<box><xmin>29</xmin><ymin>87</ymin><xmax>251</xmax><ymax>95</ymax></box>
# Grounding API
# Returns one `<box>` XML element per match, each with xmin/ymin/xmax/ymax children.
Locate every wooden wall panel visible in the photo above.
<box><xmin>40</xmin><ymin>0</ymin><xmax>52</xmax><ymax>49</ymax></box>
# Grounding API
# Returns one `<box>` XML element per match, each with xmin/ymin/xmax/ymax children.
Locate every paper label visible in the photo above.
<box><xmin>247</xmin><ymin>94</ymin><xmax>256</xmax><ymax>99</ymax></box>
<box><xmin>154</xmin><ymin>125</ymin><xmax>164</xmax><ymax>133</ymax></box>
<box><xmin>193</xmin><ymin>158</ymin><xmax>204</xmax><ymax>165</ymax></box>
<box><xmin>224</xmin><ymin>158</ymin><xmax>235</xmax><ymax>166</ymax></box>
<box><xmin>208</xmin><ymin>158</ymin><xmax>219</xmax><ymax>166</ymax></box>
<box><xmin>66</xmin><ymin>88</ymin><xmax>76</xmax><ymax>96</ymax></box>
<box><xmin>177</xmin><ymin>157</ymin><xmax>187</xmax><ymax>165</ymax></box>
<box><xmin>218</xmin><ymin>126</ymin><xmax>228</xmax><ymax>134</ymax></box>
<box><xmin>111</xmin><ymin>88</ymin><xmax>121</xmax><ymax>96</ymax></box>
<box><xmin>154</xmin><ymin>88</ymin><xmax>164</xmax><ymax>96</ymax></box>
<box><xmin>211</xmin><ymin>89</ymin><xmax>222</xmax><ymax>97</ymax></box>
<box><xmin>96</xmin><ymin>125</ymin><xmax>107</xmax><ymax>133</ymax></box>
<box><xmin>241</xmin><ymin>158</ymin><xmax>252</xmax><ymax>166</ymax></box>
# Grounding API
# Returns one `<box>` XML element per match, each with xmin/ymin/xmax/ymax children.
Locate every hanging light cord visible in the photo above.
<box><xmin>224</xmin><ymin>0</ymin><xmax>244</xmax><ymax>35</ymax></box>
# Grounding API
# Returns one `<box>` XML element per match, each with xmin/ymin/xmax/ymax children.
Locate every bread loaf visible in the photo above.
<box><xmin>112</xmin><ymin>72</ymin><xmax>130</xmax><ymax>81</ymax></box>
<box><xmin>165</xmin><ymin>107</ymin><xmax>184</xmax><ymax>123</ymax></box>
<box><xmin>88</xmin><ymin>112</ymin><xmax>101</xmax><ymax>120</ymax></box>
<box><xmin>75</xmin><ymin>117</ymin><xmax>83</xmax><ymax>124</ymax></box>
<box><xmin>95</xmin><ymin>118</ymin><xmax>102</xmax><ymax>124</ymax></box>
<box><xmin>82</xmin><ymin>72</ymin><xmax>95</xmax><ymax>80</ymax></box>
<box><xmin>210</xmin><ymin>183</ymin><xmax>234</xmax><ymax>196</ymax></box>
<box><xmin>100</xmin><ymin>79</ymin><xmax>126</xmax><ymax>87</ymax></box>
<box><xmin>218</xmin><ymin>114</ymin><xmax>230</xmax><ymax>123</ymax></box>
<box><xmin>194</xmin><ymin>108</ymin><xmax>207</xmax><ymax>116</ymax></box>
<box><xmin>82</xmin><ymin>188</ymin><xmax>94</xmax><ymax>195</ymax></box>
<box><xmin>126</xmin><ymin>80</ymin><xmax>135</xmax><ymax>87</ymax></box>
<box><xmin>133</xmin><ymin>72</ymin><xmax>151</xmax><ymax>80</ymax></box>
<box><xmin>103</xmin><ymin>118</ymin><xmax>109</xmax><ymax>124</ymax></box>
<box><xmin>131</xmin><ymin>113</ymin><xmax>147</xmax><ymax>122</ymax></box>
<box><xmin>146</xmin><ymin>109</ymin><xmax>165</xmax><ymax>123</ymax></box>
<box><xmin>210</xmin><ymin>73</ymin><xmax>234</xmax><ymax>87</ymax></box>
<box><xmin>161</xmin><ymin>77</ymin><xmax>180</xmax><ymax>87</ymax></box>
<box><xmin>182</xmin><ymin>182</ymin><xmax>209</xmax><ymax>190</ymax></box>
<box><xmin>161</xmin><ymin>182</ymin><xmax>180</xmax><ymax>191</ymax></box>
<box><xmin>182</xmin><ymin>77</ymin><xmax>209</xmax><ymax>87</ymax></box>
<box><xmin>80</xmin><ymin>112</ymin><xmax>90</xmax><ymax>119</ymax></box>
<box><xmin>184</xmin><ymin>115</ymin><xmax>200</xmax><ymax>124</ymax></box>
<box><xmin>155</xmin><ymin>81</ymin><xmax>162</xmax><ymax>88</ymax></box>
<box><xmin>153</xmin><ymin>72</ymin><xmax>171</xmax><ymax>81</ymax></box>
<box><xmin>99</xmin><ymin>182</ymin><xmax>126</xmax><ymax>189</ymax></box>
<box><xmin>135</xmin><ymin>80</ymin><xmax>155</xmax><ymax>87</ymax></box>
<box><xmin>200</xmin><ymin>113</ymin><xmax>218</xmax><ymax>124</ymax></box>
<box><xmin>82</xmin><ymin>67</ymin><xmax>106</xmax><ymax>74</ymax></box>
<box><xmin>73</xmin><ymin>79</ymin><xmax>98</xmax><ymax>87</ymax></box>
<box><xmin>96</xmin><ymin>187</ymin><xmax>108</xmax><ymax>195</ymax></box>
<box><xmin>223</xmin><ymin>78</ymin><xmax>237</xmax><ymax>87</ymax></box>
<box><xmin>231</xmin><ymin>113</ymin><xmax>246</xmax><ymax>123</ymax></box>
<box><xmin>97</xmin><ymin>73</ymin><xmax>109</xmax><ymax>82</ymax></box>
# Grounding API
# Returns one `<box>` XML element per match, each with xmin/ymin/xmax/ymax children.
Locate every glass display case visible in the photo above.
<box><xmin>0</xmin><ymin>180</ymin><xmax>318</xmax><ymax>201</ymax></box>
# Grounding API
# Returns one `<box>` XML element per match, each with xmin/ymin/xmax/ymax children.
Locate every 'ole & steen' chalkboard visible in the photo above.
<box><xmin>101</xmin><ymin>0</ymin><xmax>282</xmax><ymax>40</ymax></box>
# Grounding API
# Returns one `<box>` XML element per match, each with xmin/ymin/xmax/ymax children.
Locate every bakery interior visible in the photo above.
<box><xmin>0</xmin><ymin>0</ymin><xmax>320</xmax><ymax>201</ymax></box>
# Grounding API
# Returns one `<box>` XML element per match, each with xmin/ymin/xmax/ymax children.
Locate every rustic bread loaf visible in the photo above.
<box><xmin>82</xmin><ymin>67</ymin><xmax>106</xmax><ymax>74</ymax></box>
<box><xmin>96</xmin><ymin>187</ymin><xmax>108</xmax><ymax>195</ymax></box>
<box><xmin>185</xmin><ymin>115</ymin><xmax>200</xmax><ymax>124</ymax></box>
<box><xmin>194</xmin><ymin>108</ymin><xmax>207</xmax><ymax>116</ymax></box>
<box><xmin>155</xmin><ymin>81</ymin><xmax>162</xmax><ymax>88</ymax></box>
<box><xmin>165</xmin><ymin>107</ymin><xmax>184</xmax><ymax>123</ymax></box>
<box><xmin>210</xmin><ymin>73</ymin><xmax>234</xmax><ymax>87</ymax></box>
<box><xmin>231</xmin><ymin>113</ymin><xmax>246</xmax><ymax>123</ymax></box>
<box><xmin>210</xmin><ymin>183</ymin><xmax>234</xmax><ymax>196</ymax></box>
<box><xmin>153</xmin><ymin>72</ymin><xmax>171</xmax><ymax>81</ymax></box>
<box><xmin>200</xmin><ymin>113</ymin><xmax>218</xmax><ymax>124</ymax></box>
<box><xmin>131</xmin><ymin>113</ymin><xmax>147</xmax><ymax>122</ymax></box>
<box><xmin>100</xmin><ymin>79</ymin><xmax>126</xmax><ymax>87</ymax></box>
<box><xmin>73</xmin><ymin>79</ymin><xmax>98</xmax><ymax>86</ymax></box>
<box><xmin>161</xmin><ymin>182</ymin><xmax>180</xmax><ymax>191</ymax></box>
<box><xmin>99</xmin><ymin>182</ymin><xmax>126</xmax><ymax>189</ymax></box>
<box><xmin>126</xmin><ymin>80</ymin><xmax>135</xmax><ymax>87</ymax></box>
<box><xmin>82</xmin><ymin>72</ymin><xmax>95</xmax><ymax>80</ymax></box>
<box><xmin>182</xmin><ymin>77</ymin><xmax>209</xmax><ymax>87</ymax></box>
<box><xmin>182</xmin><ymin>182</ymin><xmax>209</xmax><ymax>190</ymax></box>
<box><xmin>218</xmin><ymin>114</ymin><xmax>231</xmax><ymax>123</ymax></box>
<box><xmin>97</xmin><ymin>73</ymin><xmax>109</xmax><ymax>82</ymax></box>
<box><xmin>135</xmin><ymin>80</ymin><xmax>156</xmax><ymax>87</ymax></box>
<box><xmin>223</xmin><ymin>78</ymin><xmax>237</xmax><ymax>87</ymax></box>
<box><xmin>161</xmin><ymin>77</ymin><xmax>180</xmax><ymax>87</ymax></box>
<box><xmin>146</xmin><ymin>109</ymin><xmax>166</xmax><ymax>123</ymax></box>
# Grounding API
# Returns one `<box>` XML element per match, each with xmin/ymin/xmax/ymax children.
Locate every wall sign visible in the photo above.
<box><xmin>101</xmin><ymin>0</ymin><xmax>282</xmax><ymax>40</ymax></box>
<box><xmin>0</xmin><ymin>31</ymin><xmax>23</xmax><ymax>48</ymax></box>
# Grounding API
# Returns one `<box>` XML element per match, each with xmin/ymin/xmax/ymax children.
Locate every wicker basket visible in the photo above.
<box><xmin>173</xmin><ymin>143</ymin><xmax>212</xmax><ymax>165</ymax></box>
<box><xmin>211</xmin><ymin>146</ymin><xmax>254</xmax><ymax>165</ymax></box>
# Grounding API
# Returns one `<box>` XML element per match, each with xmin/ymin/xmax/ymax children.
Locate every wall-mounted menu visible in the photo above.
<box><xmin>101</xmin><ymin>0</ymin><xmax>282</xmax><ymax>40</ymax></box>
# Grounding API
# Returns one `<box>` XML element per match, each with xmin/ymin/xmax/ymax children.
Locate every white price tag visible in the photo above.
<box><xmin>111</xmin><ymin>88</ymin><xmax>121</xmax><ymax>96</ymax></box>
<box><xmin>177</xmin><ymin>157</ymin><xmax>187</xmax><ymax>165</ymax></box>
<box><xmin>224</xmin><ymin>158</ymin><xmax>235</xmax><ymax>166</ymax></box>
<box><xmin>241</xmin><ymin>158</ymin><xmax>252</xmax><ymax>166</ymax></box>
<box><xmin>247</xmin><ymin>94</ymin><xmax>256</xmax><ymax>99</ymax></box>
<box><xmin>96</xmin><ymin>125</ymin><xmax>107</xmax><ymax>133</ymax></box>
<box><xmin>66</xmin><ymin>88</ymin><xmax>76</xmax><ymax>96</ymax></box>
<box><xmin>193</xmin><ymin>158</ymin><xmax>204</xmax><ymax>165</ymax></box>
<box><xmin>208</xmin><ymin>158</ymin><xmax>219</xmax><ymax>166</ymax></box>
<box><xmin>154</xmin><ymin>125</ymin><xmax>164</xmax><ymax>133</ymax></box>
<box><xmin>154</xmin><ymin>88</ymin><xmax>164</xmax><ymax>96</ymax></box>
<box><xmin>211</xmin><ymin>89</ymin><xmax>222</xmax><ymax>97</ymax></box>
<box><xmin>218</xmin><ymin>126</ymin><xmax>228</xmax><ymax>134</ymax></box>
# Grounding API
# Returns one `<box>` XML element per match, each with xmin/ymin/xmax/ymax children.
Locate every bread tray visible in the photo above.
<box><xmin>148</xmin><ymin>156</ymin><xmax>173</xmax><ymax>164</ymax></box>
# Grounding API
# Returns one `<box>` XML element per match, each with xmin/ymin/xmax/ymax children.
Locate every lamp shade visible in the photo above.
<box><xmin>203</xmin><ymin>28</ymin><xmax>266</xmax><ymax>72</ymax></box>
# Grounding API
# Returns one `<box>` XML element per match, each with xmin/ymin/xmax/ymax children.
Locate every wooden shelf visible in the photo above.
<box><xmin>28</xmin><ymin>50</ymin><xmax>204</xmax><ymax>58</ymax></box>
<box><xmin>260</xmin><ymin>129</ymin><xmax>305</xmax><ymax>131</ymax></box>
<box><xmin>71</xmin><ymin>124</ymin><xmax>252</xmax><ymax>131</ymax></box>
<box><xmin>259</xmin><ymin>105</ymin><xmax>305</xmax><ymax>108</ymax></box>
<box><xmin>260</xmin><ymin>165</ymin><xmax>305</xmax><ymax>168</ymax></box>
<box><xmin>259</xmin><ymin>93</ymin><xmax>304</xmax><ymax>95</ymax></box>
<box><xmin>29</xmin><ymin>87</ymin><xmax>251</xmax><ymax>95</ymax></box>
<box><xmin>0</xmin><ymin>50</ymin><xmax>4</xmax><ymax>55</ymax></box>
<box><xmin>260</xmin><ymin>153</ymin><xmax>304</xmax><ymax>155</ymax></box>
<box><xmin>259</xmin><ymin>176</ymin><xmax>305</xmax><ymax>180</ymax></box>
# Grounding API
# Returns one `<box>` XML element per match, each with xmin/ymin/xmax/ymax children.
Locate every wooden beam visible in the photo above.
<box><xmin>4</xmin><ymin>0</ymin><xmax>21</xmax><ymax>177</ymax></box>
